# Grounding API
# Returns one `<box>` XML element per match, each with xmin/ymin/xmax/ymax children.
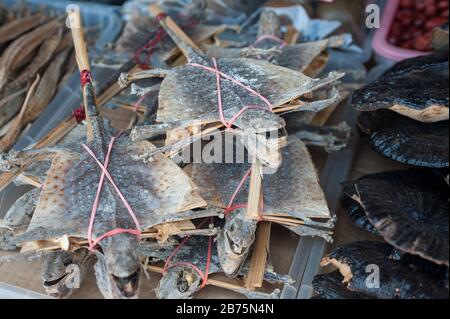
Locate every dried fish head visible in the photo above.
<box><xmin>357</xmin><ymin>110</ymin><xmax>449</xmax><ymax>168</ymax></box>
<box><xmin>41</xmin><ymin>249</ymin><xmax>95</xmax><ymax>299</ymax></box>
<box><xmin>156</xmin><ymin>266</ymin><xmax>201</xmax><ymax>299</ymax></box>
<box><xmin>217</xmin><ymin>208</ymin><xmax>257</xmax><ymax>276</ymax></box>
<box><xmin>352</xmin><ymin>52</ymin><xmax>449</xmax><ymax>123</ymax></box>
<box><xmin>155</xmin><ymin>236</ymin><xmax>219</xmax><ymax>299</ymax></box>
<box><xmin>93</xmin><ymin>250</ymin><xmax>139</xmax><ymax>299</ymax></box>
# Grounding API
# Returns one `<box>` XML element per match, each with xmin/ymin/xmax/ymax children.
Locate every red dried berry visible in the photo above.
<box><xmin>426</xmin><ymin>17</ymin><xmax>448</xmax><ymax>29</ymax></box>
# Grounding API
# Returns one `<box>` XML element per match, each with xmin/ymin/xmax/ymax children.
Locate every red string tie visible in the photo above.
<box><xmin>163</xmin><ymin>218</ymin><xmax>213</xmax><ymax>289</ymax></box>
<box><xmin>80</xmin><ymin>70</ymin><xmax>92</xmax><ymax>87</ymax></box>
<box><xmin>72</xmin><ymin>106</ymin><xmax>86</xmax><ymax>123</ymax></box>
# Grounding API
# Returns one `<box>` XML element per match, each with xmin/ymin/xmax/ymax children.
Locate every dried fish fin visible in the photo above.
<box><xmin>292</xmin><ymin>122</ymin><xmax>352</xmax><ymax>153</ymax></box>
<box><xmin>119</xmin><ymin>68</ymin><xmax>169</xmax><ymax>88</ymax></box>
<box><xmin>279</xmin><ymin>87</ymin><xmax>341</xmax><ymax>114</ymax></box>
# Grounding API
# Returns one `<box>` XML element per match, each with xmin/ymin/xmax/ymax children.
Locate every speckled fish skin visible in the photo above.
<box><xmin>190</xmin><ymin>134</ymin><xmax>333</xmax><ymax>242</ymax></box>
<box><xmin>354</xmin><ymin>170</ymin><xmax>449</xmax><ymax>266</ymax></box>
<box><xmin>357</xmin><ymin>110</ymin><xmax>449</xmax><ymax>168</ymax></box>
<box><xmin>13</xmin><ymin>127</ymin><xmax>211</xmax><ymax>299</ymax></box>
<box><xmin>0</xmin><ymin>13</ymin><xmax>48</xmax><ymax>45</ymax></box>
<box><xmin>0</xmin><ymin>20</ymin><xmax>61</xmax><ymax>91</ymax></box>
<box><xmin>323</xmin><ymin>241</ymin><xmax>449</xmax><ymax>299</ymax></box>
<box><xmin>352</xmin><ymin>52</ymin><xmax>449</xmax><ymax>118</ymax></box>
<box><xmin>0</xmin><ymin>188</ymin><xmax>40</xmax><ymax>251</ymax></box>
<box><xmin>312</xmin><ymin>271</ymin><xmax>372</xmax><ymax>299</ymax></box>
<box><xmin>157</xmin><ymin>57</ymin><xmax>342</xmax><ymax>132</ymax></box>
<box><xmin>147</xmin><ymin>14</ymin><xmax>343</xmax><ymax>132</ymax></box>
<box><xmin>191</xmin><ymin>135</ymin><xmax>331</xmax><ymax>220</ymax></box>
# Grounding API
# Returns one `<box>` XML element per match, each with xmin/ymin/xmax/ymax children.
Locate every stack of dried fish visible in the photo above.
<box><xmin>312</xmin><ymin>41</ymin><xmax>449</xmax><ymax>299</ymax></box>
<box><xmin>0</xmin><ymin>1</ymin><xmax>357</xmax><ymax>299</ymax></box>
<box><xmin>0</xmin><ymin>9</ymin><xmax>77</xmax><ymax>152</ymax></box>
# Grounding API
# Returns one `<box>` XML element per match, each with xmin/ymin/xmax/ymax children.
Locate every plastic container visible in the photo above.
<box><xmin>372</xmin><ymin>0</ymin><xmax>431</xmax><ymax>62</ymax></box>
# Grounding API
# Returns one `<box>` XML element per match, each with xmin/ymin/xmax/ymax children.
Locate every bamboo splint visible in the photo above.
<box><xmin>19</xmin><ymin>220</ymin><xmax>205</xmax><ymax>253</ymax></box>
<box><xmin>245</xmin><ymin>221</ymin><xmax>271</xmax><ymax>290</ymax></box>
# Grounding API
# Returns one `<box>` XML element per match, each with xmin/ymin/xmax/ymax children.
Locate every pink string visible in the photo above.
<box><xmin>81</xmin><ymin>133</ymin><xmax>141</xmax><ymax>251</ymax></box>
<box><xmin>162</xmin><ymin>57</ymin><xmax>275</xmax><ymax>288</ymax></box>
<box><xmin>254</xmin><ymin>35</ymin><xmax>287</xmax><ymax>49</ymax></box>
<box><xmin>162</xmin><ymin>218</ymin><xmax>213</xmax><ymax>288</ymax></box>
<box><xmin>189</xmin><ymin>58</ymin><xmax>273</xmax><ymax>131</ymax></box>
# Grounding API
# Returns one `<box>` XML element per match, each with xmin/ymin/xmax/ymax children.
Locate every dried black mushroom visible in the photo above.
<box><xmin>321</xmin><ymin>241</ymin><xmax>449</xmax><ymax>299</ymax></box>
<box><xmin>357</xmin><ymin>110</ymin><xmax>449</xmax><ymax>168</ymax></box>
<box><xmin>352</xmin><ymin>52</ymin><xmax>449</xmax><ymax>123</ymax></box>
<box><xmin>353</xmin><ymin>170</ymin><xmax>449</xmax><ymax>266</ymax></box>
<box><xmin>339</xmin><ymin>182</ymin><xmax>379</xmax><ymax>236</ymax></box>
<box><xmin>312</xmin><ymin>271</ymin><xmax>372</xmax><ymax>299</ymax></box>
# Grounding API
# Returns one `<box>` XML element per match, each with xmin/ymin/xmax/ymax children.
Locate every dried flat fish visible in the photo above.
<box><xmin>321</xmin><ymin>241</ymin><xmax>449</xmax><ymax>299</ymax></box>
<box><xmin>0</xmin><ymin>19</ymin><xmax>61</xmax><ymax>91</ymax></box>
<box><xmin>312</xmin><ymin>271</ymin><xmax>372</xmax><ymax>299</ymax></box>
<box><xmin>0</xmin><ymin>13</ymin><xmax>48</xmax><ymax>45</ymax></box>
<box><xmin>352</xmin><ymin>52</ymin><xmax>449</xmax><ymax>123</ymax></box>
<box><xmin>4</xmin><ymin>11</ymin><xmax>214</xmax><ymax>298</ymax></box>
<box><xmin>352</xmin><ymin>170</ymin><xmax>449</xmax><ymax>266</ymax></box>
<box><xmin>125</xmin><ymin>7</ymin><xmax>343</xmax><ymax>168</ymax></box>
<box><xmin>190</xmin><ymin>134</ymin><xmax>334</xmax><ymax>246</ymax></box>
<box><xmin>357</xmin><ymin>110</ymin><xmax>449</xmax><ymax>168</ymax></box>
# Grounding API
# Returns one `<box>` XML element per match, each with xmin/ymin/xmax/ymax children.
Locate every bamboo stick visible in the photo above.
<box><xmin>245</xmin><ymin>221</ymin><xmax>271</xmax><ymax>290</ymax></box>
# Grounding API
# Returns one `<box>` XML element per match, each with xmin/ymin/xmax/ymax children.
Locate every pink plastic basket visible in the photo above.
<box><xmin>373</xmin><ymin>0</ymin><xmax>431</xmax><ymax>62</ymax></box>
